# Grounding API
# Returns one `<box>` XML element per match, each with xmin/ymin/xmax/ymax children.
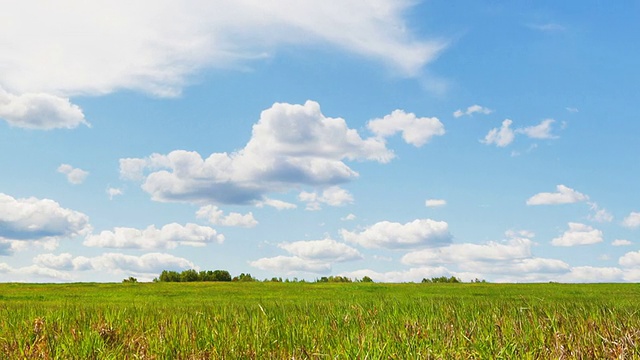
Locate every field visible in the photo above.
<box><xmin>1</xmin><ymin>282</ymin><xmax>639</xmax><ymax>359</ymax></box>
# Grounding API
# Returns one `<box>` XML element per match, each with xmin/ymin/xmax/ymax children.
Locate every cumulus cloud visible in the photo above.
<box><xmin>620</xmin><ymin>251</ymin><xmax>640</xmax><ymax>267</ymax></box>
<box><xmin>0</xmin><ymin>88</ymin><xmax>89</xmax><ymax>130</ymax></box>
<box><xmin>341</xmin><ymin>218</ymin><xmax>451</xmax><ymax>249</ymax></box>
<box><xmin>249</xmin><ymin>255</ymin><xmax>331</xmax><ymax>274</ymax></box>
<box><xmin>0</xmin><ymin>193</ymin><xmax>91</xmax><ymax>243</ymax></box>
<box><xmin>526</xmin><ymin>185</ymin><xmax>588</xmax><ymax>205</ymax></box>
<box><xmin>482</xmin><ymin>119</ymin><xmax>515</xmax><ymax>147</ymax></box>
<box><xmin>622</xmin><ymin>212</ymin><xmax>640</xmax><ymax>229</ymax></box>
<box><xmin>196</xmin><ymin>205</ymin><xmax>257</xmax><ymax>228</ymax></box>
<box><xmin>612</xmin><ymin>239</ymin><xmax>632</xmax><ymax>246</ymax></box>
<box><xmin>558</xmin><ymin>266</ymin><xmax>623</xmax><ymax>283</ymax></box>
<box><xmin>255</xmin><ymin>198</ymin><xmax>297</xmax><ymax>210</ymax></box>
<box><xmin>425</xmin><ymin>199</ymin><xmax>446</xmax><ymax>208</ymax></box>
<box><xmin>367</xmin><ymin>109</ymin><xmax>445</xmax><ymax>147</ymax></box>
<box><xmin>57</xmin><ymin>164</ymin><xmax>89</xmax><ymax>185</ymax></box>
<box><xmin>516</xmin><ymin>119</ymin><xmax>557</xmax><ymax>139</ymax></box>
<box><xmin>453</xmin><ymin>104</ymin><xmax>493</xmax><ymax>118</ymax></box>
<box><xmin>341</xmin><ymin>213</ymin><xmax>357</xmax><ymax>221</ymax></box>
<box><xmin>83</xmin><ymin>223</ymin><xmax>224</xmax><ymax>249</ymax></box>
<box><xmin>107</xmin><ymin>187</ymin><xmax>124</xmax><ymax>200</ymax></box>
<box><xmin>551</xmin><ymin>222</ymin><xmax>603</xmax><ymax>247</ymax></box>
<box><xmin>299</xmin><ymin>186</ymin><xmax>354</xmax><ymax>211</ymax></box>
<box><xmin>340</xmin><ymin>266</ymin><xmax>459</xmax><ymax>283</ymax></box>
<box><xmin>401</xmin><ymin>238</ymin><xmax>533</xmax><ymax>265</ymax></box>
<box><xmin>0</xmin><ymin>1</ymin><xmax>445</xmax><ymax>130</ymax></box>
<box><xmin>121</xmin><ymin>101</ymin><xmax>392</xmax><ymax>205</ymax></box>
<box><xmin>279</xmin><ymin>239</ymin><xmax>363</xmax><ymax>263</ymax></box>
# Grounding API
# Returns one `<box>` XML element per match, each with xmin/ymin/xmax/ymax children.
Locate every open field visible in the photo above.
<box><xmin>1</xmin><ymin>282</ymin><xmax>639</xmax><ymax>359</ymax></box>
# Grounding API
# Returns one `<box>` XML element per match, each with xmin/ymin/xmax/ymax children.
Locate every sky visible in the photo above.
<box><xmin>1</xmin><ymin>1</ymin><xmax>639</xmax><ymax>283</ymax></box>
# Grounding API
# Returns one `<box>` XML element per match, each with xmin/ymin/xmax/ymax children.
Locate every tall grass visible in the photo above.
<box><xmin>0</xmin><ymin>282</ymin><xmax>638</xmax><ymax>358</ymax></box>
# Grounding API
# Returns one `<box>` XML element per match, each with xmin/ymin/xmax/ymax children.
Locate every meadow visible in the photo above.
<box><xmin>0</xmin><ymin>282</ymin><xmax>639</xmax><ymax>359</ymax></box>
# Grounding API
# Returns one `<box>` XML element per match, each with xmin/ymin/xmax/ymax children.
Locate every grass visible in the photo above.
<box><xmin>0</xmin><ymin>282</ymin><xmax>639</xmax><ymax>358</ymax></box>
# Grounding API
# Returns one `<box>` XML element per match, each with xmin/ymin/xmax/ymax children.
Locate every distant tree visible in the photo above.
<box><xmin>422</xmin><ymin>276</ymin><xmax>462</xmax><ymax>284</ymax></box>
<box><xmin>212</xmin><ymin>270</ymin><xmax>232</xmax><ymax>282</ymax></box>
<box><xmin>159</xmin><ymin>270</ymin><xmax>181</xmax><ymax>282</ymax></box>
<box><xmin>122</xmin><ymin>276</ymin><xmax>138</xmax><ymax>283</ymax></box>
<box><xmin>233</xmin><ymin>273</ymin><xmax>256</xmax><ymax>282</ymax></box>
<box><xmin>360</xmin><ymin>276</ymin><xmax>374</xmax><ymax>283</ymax></box>
<box><xmin>180</xmin><ymin>269</ymin><xmax>199</xmax><ymax>282</ymax></box>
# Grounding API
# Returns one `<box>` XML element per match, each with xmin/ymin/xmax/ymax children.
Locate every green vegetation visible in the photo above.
<box><xmin>0</xmin><ymin>282</ymin><xmax>639</xmax><ymax>358</ymax></box>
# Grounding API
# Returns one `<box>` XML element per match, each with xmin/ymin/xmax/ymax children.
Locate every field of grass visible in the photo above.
<box><xmin>0</xmin><ymin>282</ymin><xmax>639</xmax><ymax>359</ymax></box>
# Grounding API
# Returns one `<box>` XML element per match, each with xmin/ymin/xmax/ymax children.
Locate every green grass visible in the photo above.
<box><xmin>1</xmin><ymin>282</ymin><xmax>639</xmax><ymax>359</ymax></box>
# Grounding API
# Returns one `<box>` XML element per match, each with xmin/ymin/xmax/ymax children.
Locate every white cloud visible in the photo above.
<box><xmin>482</xmin><ymin>119</ymin><xmax>515</xmax><ymax>147</ymax></box>
<box><xmin>551</xmin><ymin>222</ymin><xmax>603</xmax><ymax>247</ymax></box>
<box><xmin>255</xmin><ymin>198</ymin><xmax>297</xmax><ymax>210</ymax></box>
<box><xmin>453</xmin><ymin>104</ymin><xmax>493</xmax><ymax>118</ymax></box>
<box><xmin>299</xmin><ymin>186</ymin><xmax>354</xmax><ymax>211</ymax></box>
<box><xmin>250</xmin><ymin>255</ymin><xmax>331</xmax><ymax>274</ymax></box>
<box><xmin>588</xmin><ymin>202</ymin><xmax>613</xmax><ymax>223</ymax></box>
<box><xmin>612</xmin><ymin>239</ymin><xmax>632</xmax><ymax>246</ymax></box>
<box><xmin>279</xmin><ymin>239</ymin><xmax>363</xmax><ymax>262</ymax></box>
<box><xmin>0</xmin><ymin>1</ymin><xmax>445</xmax><ymax>129</ymax></box>
<box><xmin>516</xmin><ymin>119</ymin><xmax>557</xmax><ymax>139</ymax></box>
<box><xmin>341</xmin><ymin>218</ymin><xmax>451</xmax><ymax>249</ymax></box>
<box><xmin>107</xmin><ymin>187</ymin><xmax>124</xmax><ymax>200</ymax></box>
<box><xmin>566</xmin><ymin>107</ymin><xmax>579</xmax><ymax>113</ymax></box>
<box><xmin>619</xmin><ymin>251</ymin><xmax>640</xmax><ymax>267</ymax></box>
<box><xmin>341</xmin><ymin>213</ymin><xmax>357</xmax><ymax>221</ymax></box>
<box><xmin>558</xmin><ymin>266</ymin><xmax>623</xmax><ymax>283</ymax></box>
<box><xmin>528</xmin><ymin>23</ymin><xmax>566</xmax><ymax>32</ymax></box>
<box><xmin>83</xmin><ymin>223</ymin><xmax>224</xmax><ymax>249</ymax></box>
<box><xmin>526</xmin><ymin>185</ymin><xmax>588</xmax><ymax>205</ymax></box>
<box><xmin>0</xmin><ymin>88</ymin><xmax>89</xmax><ymax>130</ymax></box>
<box><xmin>57</xmin><ymin>164</ymin><xmax>89</xmax><ymax>185</ymax></box>
<box><xmin>0</xmin><ymin>193</ymin><xmax>91</xmax><ymax>242</ymax></box>
<box><xmin>122</xmin><ymin>101</ymin><xmax>392</xmax><ymax>205</ymax></box>
<box><xmin>401</xmin><ymin>238</ymin><xmax>533</xmax><ymax>265</ymax></box>
<box><xmin>196</xmin><ymin>205</ymin><xmax>258</xmax><ymax>228</ymax></box>
<box><xmin>340</xmin><ymin>266</ymin><xmax>457</xmax><ymax>283</ymax></box>
<box><xmin>367</xmin><ymin>109</ymin><xmax>445</xmax><ymax>147</ymax></box>
<box><xmin>622</xmin><ymin>212</ymin><xmax>640</xmax><ymax>229</ymax></box>
<box><xmin>425</xmin><ymin>199</ymin><xmax>446</xmax><ymax>208</ymax></box>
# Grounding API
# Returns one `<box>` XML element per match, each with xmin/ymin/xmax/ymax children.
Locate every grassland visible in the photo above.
<box><xmin>0</xmin><ymin>282</ymin><xmax>639</xmax><ymax>359</ymax></box>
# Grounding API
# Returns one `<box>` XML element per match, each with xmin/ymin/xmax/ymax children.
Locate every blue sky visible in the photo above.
<box><xmin>1</xmin><ymin>1</ymin><xmax>639</xmax><ymax>282</ymax></box>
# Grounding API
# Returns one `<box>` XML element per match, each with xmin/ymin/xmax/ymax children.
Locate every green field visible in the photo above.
<box><xmin>1</xmin><ymin>282</ymin><xmax>639</xmax><ymax>359</ymax></box>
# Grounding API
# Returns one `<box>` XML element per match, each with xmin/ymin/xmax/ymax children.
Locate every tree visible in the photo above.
<box><xmin>360</xmin><ymin>276</ymin><xmax>374</xmax><ymax>283</ymax></box>
<box><xmin>122</xmin><ymin>276</ymin><xmax>138</xmax><ymax>283</ymax></box>
<box><xmin>180</xmin><ymin>269</ymin><xmax>199</xmax><ymax>282</ymax></box>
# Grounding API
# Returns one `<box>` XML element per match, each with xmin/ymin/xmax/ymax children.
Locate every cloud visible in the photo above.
<box><xmin>121</xmin><ymin>101</ymin><xmax>392</xmax><ymax>205</ymax></box>
<box><xmin>526</xmin><ymin>185</ymin><xmax>588</xmax><ymax>205</ymax></box>
<box><xmin>367</xmin><ymin>109</ymin><xmax>445</xmax><ymax>147</ymax></box>
<box><xmin>107</xmin><ymin>187</ymin><xmax>124</xmax><ymax>200</ymax></box>
<box><xmin>341</xmin><ymin>213</ymin><xmax>356</xmax><ymax>221</ymax></box>
<box><xmin>558</xmin><ymin>266</ymin><xmax>623</xmax><ymax>283</ymax></box>
<box><xmin>249</xmin><ymin>255</ymin><xmax>331</xmax><ymax>274</ymax></box>
<box><xmin>0</xmin><ymin>193</ymin><xmax>91</xmax><ymax>242</ymax></box>
<box><xmin>278</xmin><ymin>239</ymin><xmax>363</xmax><ymax>262</ymax></box>
<box><xmin>482</xmin><ymin>119</ymin><xmax>515</xmax><ymax>147</ymax></box>
<box><xmin>255</xmin><ymin>198</ymin><xmax>297</xmax><ymax>210</ymax></box>
<box><xmin>588</xmin><ymin>202</ymin><xmax>613</xmax><ymax>223</ymax></box>
<box><xmin>340</xmin><ymin>266</ymin><xmax>457</xmax><ymax>283</ymax></box>
<box><xmin>83</xmin><ymin>223</ymin><xmax>224</xmax><ymax>249</ymax></box>
<box><xmin>528</xmin><ymin>23</ymin><xmax>566</xmax><ymax>32</ymax></box>
<box><xmin>612</xmin><ymin>239</ymin><xmax>632</xmax><ymax>246</ymax></box>
<box><xmin>453</xmin><ymin>104</ymin><xmax>493</xmax><ymax>118</ymax></box>
<box><xmin>57</xmin><ymin>164</ymin><xmax>89</xmax><ymax>185</ymax></box>
<box><xmin>566</xmin><ymin>107</ymin><xmax>579</xmax><ymax>113</ymax></box>
<box><xmin>619</xmin><ymin>250</ymin><xmax>640</xmax><ymax>267</ymax></box>
<box><xmin>299</xmin><ymin>186</ymin><xmax>354</xmax><ymax>211</ymax></box>
<box><xmin>0</xmin><ymin>1</ymin><xmax>445</xmax><ymax>130</ymax></box>
<box><xmin>341</xmin><ymin>218</ymin><xmax>451</xmax><ymax>249</ymax></box>
<box><xmin>622</xmin><ymin>212</ymin><xmax>640</xmax><ymax>229</ymax></box>
<box><xmin>196</xmin><ymin>205</ymin><xmax>258</xmax><ymax>228</ymax></box>
<box><xmin>0</xmin><ymin>88</ymin><xmax>89</xmax><ymax>130</ymax></box>
<box><xmin>516</xmin><ymin>119</ymin><xmax>557</xmax><ymax>139</ymax></box>
<box><xmin>401</xmin><ymin>238</ymin><xmax>533</xmax><ymax>265</ymax></box>
<box><xmin>425</xmin><ymin>199</ymin><xmax>446</xmax><ymax>208</ymax></box>
<box><xmin>551</xmin><ymin>222</ymin><xmax>603</xmax><ymax>247</ymax></box>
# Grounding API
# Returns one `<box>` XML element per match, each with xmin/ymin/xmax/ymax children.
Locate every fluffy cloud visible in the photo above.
<box><xmin>401</xmin><ymin>238</ymin><xmax>533</xmax><ymax>265</ymax></box>
<box><xmin>279</xmin><ymin>239</ymin><xmax>363</xmax><ymax>263</ymax></box>
<box><xmin>196</xmin><ymin>205</ymin><xmax>258</xmax><ymax>228</ymax></box>
<box><xmin>619</xmin><ymin>251</ymin><xmax>640</xmax><ymax>267</ymax></box>
<box><xmin>107</xmin><ymin>187</ymin><xmax>124</xmax><ymax>200</ymax></box>
<box><xmin>340</xmin><ymin>266</ymin><xmax>459</xmax><ymax>283</ymax></box>
<box><xmin>1</xmin><ymin>2</ymin><xmax>444</xmax><ymax>128</ymax></box>
<box><xmin>0</xmin><ymin>193</ymin><xmax>91</xmax><ymax>242</ymax></box>
<box><xmin>516</xmin><ymin>119</ymin><xmax>557</xmax><ymax>139</ymax></box>
<box><xmin>83</xmin><ymin>223</ymin><xmax>224</xmax><ymax>249</ymax></box>
<box><xmin>551</xmin><ymin>222</ymin><xmax>603</xmax><ymax>247</ymax></box>
<box><xmin>612</xmin><ymin>239</ymin><xmax>632</xmax><ymax>246</ymax></box>
<box><xmin>249</xmin><ymin>256</ymin><xmax>331</xmax><ymax>274</ymax></box>
<box><xmin>453</xmin><ymin>104</ymin><xmax>493</xmax><ymax>118</ymax></box>
<box><xmin>57</xmin><ymin>164</ymin><xmax>89</xmax><ymax>185</ymax></box>
<box><xmin>425</xmin><ymin>199</ymin><xmax>446</xmax><ymax>208</ymax></box>
<box><xmin>526</xmin><ymin>185</ymin><xmax>588</xmax><ymax>205</ymax></box>
<box><xmin>121</xmin><ymin>101</ymin><xmax>392</xmax><ymax>205</ymax></box>
<box><xmin>622</xmin><ymin>212</ymin><xmax>640</xmax><ymax>229</ymax></box>
<box><xmin>588</xmin><ymin>202</ymin><xmax>613</xmax><ymax>223</ymax></box>
<box><xmin>482</xmin><ymin>119</ymin><xmax>515</xmax><ymax>147</ymax></box>
<box><xmin>255</xmin><ymin>198</ymin><xmax>297</xmax><ymax>210</ymax></box>
<box><xmin>299</xmin><ymin>186</ymin><xmax>353</xmax><ymax>211</ymax></box>
<box><xmin>367</xmin><ymin>109</ymin><xmax>445</xmax><ymax>147</ymax></box>
<box><xmin>341</xmin><ymin>218</ymin><xmax>451</xmax><ymax>249</ymax></box>
<box><xmin>558</xmin><ymin>266</ymin><xmax>623</xmax><ymax>283</ymax></box>
<box><xmin>0</xmin><ymin>89</ymin><xmax>89</xmax><ymax>129</ymax></box>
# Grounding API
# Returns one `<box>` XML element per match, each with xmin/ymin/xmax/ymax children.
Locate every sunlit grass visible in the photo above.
<box><xmin>0</xmin><ymin>282</ymin><xmax>639</xmax><ymax>358</ymax></box>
